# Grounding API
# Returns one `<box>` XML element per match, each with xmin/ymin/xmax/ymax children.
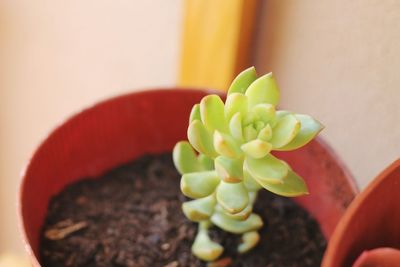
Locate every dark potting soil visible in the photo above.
<box><xmin>40</xmin><ymin>154</ymin><xmax>327</xmax><ymax>267</ymax></box>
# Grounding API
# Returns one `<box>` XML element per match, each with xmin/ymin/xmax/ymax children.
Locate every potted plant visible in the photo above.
<box><xmin>322</xmin><ymin>159</ymin><xmax>400</xmax><ymax>267</ymax></box>
<box><xmin>19</xmin><ymin>67</ymin><xmax>358</xmax><ymax>266</ymax></box>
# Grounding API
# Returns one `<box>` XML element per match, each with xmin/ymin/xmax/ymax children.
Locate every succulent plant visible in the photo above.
<box><xmin>173</xmin><ymin>67</ymin><xmax>323</xmax><ymax>261</ymax></box>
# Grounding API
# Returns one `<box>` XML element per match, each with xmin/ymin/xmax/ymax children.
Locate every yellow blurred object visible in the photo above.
<box><xmin>0</xmin><ymin>252</ymin><xmax>30</xmax><ymax>267</ymax></box>
<box><xmin>179</xmin><ymin>0</ymin><xmax>258</xmax><ymax>90</ymax></box>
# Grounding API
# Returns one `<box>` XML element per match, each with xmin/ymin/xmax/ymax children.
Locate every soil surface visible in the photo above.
<box><xmin>40</xmin><ymin>154</ymin><xmax>326</xmax><ymax>267</ymax></box>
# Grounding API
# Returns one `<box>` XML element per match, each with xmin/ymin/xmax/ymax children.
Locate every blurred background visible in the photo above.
<box><xmin>0</xmin><ymin>0</ymin><xmax>399</xmax><ymax>263</ymax></box>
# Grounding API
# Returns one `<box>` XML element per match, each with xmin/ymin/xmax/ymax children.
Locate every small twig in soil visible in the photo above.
<box><xmin>164</xmin><ymin>261</ymin><xmax>179</xmax><ymax>267</ymax></box>
<box><xmin>208</xmin><ymin>257</ymin><xmax>233</xmax><ymax>267</ymax></box>
<box><xmin>45</xmin><ymin>221</ymin><xmax>88</xmax><ymax>240</ymax></box>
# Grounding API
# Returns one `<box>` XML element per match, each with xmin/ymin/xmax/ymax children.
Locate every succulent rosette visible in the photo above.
<box><xmin>173</xmin><ymin>67</ymin><xmax>323</xmax><ymax>261</ymax></box>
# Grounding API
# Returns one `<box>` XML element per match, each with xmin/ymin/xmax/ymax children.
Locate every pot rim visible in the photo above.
<box><xmin>322</xmin><ymin>158</ymin><xmax>400</xmax><ymax>266</ymax></box>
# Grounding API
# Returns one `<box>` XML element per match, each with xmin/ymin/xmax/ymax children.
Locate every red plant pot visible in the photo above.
<box><xmin>353</xmin><ymin>248</ymin><xmax>400</xmax><ymax>267</ymax></box>
<box><xmin>19</xmin><ymin>89</ymin><xmax>358</xmax><ymax>267</ymax></box>
<box><xmin>322</xmin><ymin>159</ymin><xmax>400</xmax><ymax>267</ymax></box>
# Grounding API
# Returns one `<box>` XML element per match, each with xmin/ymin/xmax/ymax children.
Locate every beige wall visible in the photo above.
<box><xmin>0</xmin><ymin>0</ymin><xmax>182</xmax><ymax>253</ymax></box>
<box><xmin>254</xmin><ymin>0</ymin><xmax>400</xmax><ymax>189</ymax></box>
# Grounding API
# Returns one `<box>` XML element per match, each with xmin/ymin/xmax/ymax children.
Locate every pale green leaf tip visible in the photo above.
<box><xmin>227</xmin><ymin>66</ymin><xmax>257</xmax><ymax>95</ymax></box>
<box><xmin>182</xmin><ymin>195</ymin><xmax>215</xmax><ymax>221</ymax></box>
<box><xmin>317</xmin><ymin>120</ymin><xmax>325</xmax><ymax>131</ymax></box>
<box><xmin>189</xmin><ymin>104</ymin><xmax>201</xmax><ymax>124</ymax></box>
<box><xmin>180</xmin><ymin>171</ymin><xmax>220</xmax><ymax>199</ymax></box>
<box><xmin>192</xmin><ymin>230</ymin><xmax>224</xmax><ymax>261</ymax></box>
<box><xmin>213</xmin><ymin>131</ymin><xmax>241</xmax><ymax>159</ymax></box>
<box><xmin>173</xmin><ymin>141</ymin><xmax>200</xmax><ymax>175</ymax></box>
<box><xmin>241</xmin><ymin>139</ymin><xmax>272</xmax><ymax>159</ymax></box>
<box><xmin>216</xmin><ymin>182</ymin><xmax>249</xmax><ymax>214</ymax></box>
<box><xmin>246</xmin><ymin>71</ymin><xmax>280</xmax><ymax>107</ymax></box>
<box><xmin>214</xmin><ymin>156</ymin><xmax>243</xmax><ymax>183</ymax></box>
<box><xmin>187</xmin><ymin>120</ymin><xmax>217</xmax><ymax>158</ymax></box>
<box><xmin>211</xmin><ymin>212</ymin><xmax>263</xmax><ymax>234</ymax></box>
<box><xmin>237</xmin><ymin>231</ymin><xmax>260</xmax><ymax>253</ymax></box>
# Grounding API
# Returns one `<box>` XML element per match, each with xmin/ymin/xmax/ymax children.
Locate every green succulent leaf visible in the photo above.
<box><xmin>241</xmin><ymin>139</ymin><xmax>272</xmax><ymax>159</ymax></box>
<box><xmin>242</xmin><ymin>111</ymin><xmax>257</xmax><ymax>126</ymax></box>
<box><xmin>270</xmin><ymin>114</ymin><xmax>301</xmax><ymax>148</ymax></box>
<box><xmin>181</xmin><ymin>171</ymin><xmax>220</xmax><ymax>199</ymax></box>
<box><xmin>243</xmin><ymin>125</ymin><xmax>258</xmax><ymax>142</ymax></box>
<box><xmin>173</xmin><ymin>141</ymin><xmax>201</xmax><ymax>175</ymax></box>
<box><xmin>244</xmin><ymin>154</ymin><xmax>289</xmax><ymax>184</ymax></box>
<box><xmin>254</xmin><ymin>170</ymin><xmax>309</xmax><ymax>197</ymax></box>
<box><xmin>216</xmin><ymin>202</ymin><xmax>252</xmax><ymax>221</ymax></box>
<box><xmin>229</xmin><ymin>112</ymin><xmax>244</xmax><ymax>142</ymax></box>
<box><xmin>276</xmin><ymin>114</ymin><xmax>324</xmax><ymax>151</ymax></box>
<box><xmin>192</xmin><ymin>229</ymin><xmax>224</xmax><ymax>261</ymax></box>
<box><xmin>243</xmin><ymin>168</ymin><xmax>262</xmax><ymax>191</ymax></box>
<box><xmin>225</xmin><ymin>93</ymin><xmax>248</xmax><ymax>121</ymax></box>
<box><xmin>211</xmin><ymin>212</ymin><xmax>263</xmax><ymax>234</ymax></box>
<box><xmin>216</xmin><ymin>181</ymin><xmax>249</xmax><ymax>214</ymax></box>
<box><xmin>213</xmin><ymin>131</ymin><xmax>242</xmax><ymax>158</ymax></box>
<box><xmin>275</xmin><ymin>110</ymin><xmax>291</xmax><ymax>119</ymax></box>
<box><xmin>200</xmin><ymin>94</ymin><xmax>228</xmax><ymax>133</ymax></box>
<box><xmin>182</xmin><ymin>194</ymin><xmax>216</xmax><ymax>222</ymax></box>
<box><xmin>254</xmin><ymin>121</ymin><xmax>265</xmax><ymax>132</ymax></box>
<box><xmin>227</xmin><ymin>66</ymin><xmax>257</xmax><ymax>95</ymax></box>
<box><xmin>237</xmin><ymin>231</ymin><xmax>260</xmax><ymax>254</ymax></box>
<box><xmin>257</xmin><ymin>124</ymin><xmax>273</xmax><ymax>142</ymax></box>
<box><xmin>245</xmin><ymin>73</ymin><xmax>280</xmax><ymax>107</ymax></box>
<box><xmin>248</xmin><ymin>191</ymin><xmax>258</xmax><ymax>204</ymax></box>
<box><xmin>189</xmin><ymin>104</ymin><xmax>201</xmax><ymax>124</ymax></box>
<box><xmin>188</xmin><ymin>120</ymin><xmax>217</xmax><ymax>158</ymax></box>
<box><xmin>197</xmin><ymin>154</ymin><xmax>214</xmax><ymax>170</ymax></box>
<box><xmin>251</xmin><ymin>103</ymin><xmax>276</xmax><ymax>123</ymax></box>
<box><xmin>214</xmin><ymin>156</ymin><xmax>243</xmax><ymax>183</ymax></box>
<box><xmin>268</xmin><ymin>110</ymin><xmax>290</xmax><ymax>128</ymax></box>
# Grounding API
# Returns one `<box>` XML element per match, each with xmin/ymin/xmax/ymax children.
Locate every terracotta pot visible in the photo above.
<box><xmin>353</xmin><ymin>248</ymin><xmax>400</xmax><ymax>267</ymax></box>
<box><xmin>18</xmin><ymin>89</ymin><xmax>358</xmax><ymax>266</ymax></box>
<box><xmin>322</xmin><ymin>159</ymin><xmax>400</xmax><ymax>267</ymax></box>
